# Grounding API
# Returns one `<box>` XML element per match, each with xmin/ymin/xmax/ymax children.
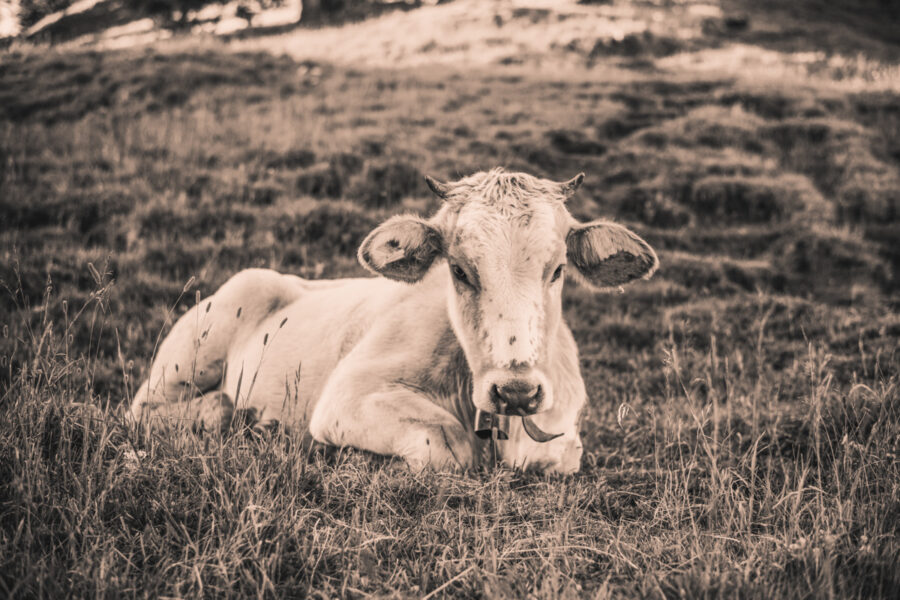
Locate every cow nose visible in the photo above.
<box><xmin>492</xmin><ymin>381</ymin><xmax>543</xmax><ymax>416</ymax></box>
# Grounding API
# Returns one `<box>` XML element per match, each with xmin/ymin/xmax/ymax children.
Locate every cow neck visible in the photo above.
<box><xmin>403</xmin><ymin>322</ymin><xmax>474</xmax><ymax>427</ymax></box>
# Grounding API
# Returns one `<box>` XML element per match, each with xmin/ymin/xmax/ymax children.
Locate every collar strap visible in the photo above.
<box><xmin>473</xmin><ymin>409</ymin><xmax>563</xmax><ymax>443</ymax></box>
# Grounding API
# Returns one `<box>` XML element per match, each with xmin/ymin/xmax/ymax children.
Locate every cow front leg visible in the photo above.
<box><xmin>309</xmin><ymin>385</ymin><xmax>474</xmax><ymax>471</ymax></box>
<box><xmin>135</xmin><ymin>390</ymin><xmax>235</xmax><ymax>434</ymax></box>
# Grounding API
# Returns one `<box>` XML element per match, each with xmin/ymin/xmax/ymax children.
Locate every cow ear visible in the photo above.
<box><xmin>566</xmin><ymin>221</ymin><xmax>658</xmax><ymax>289</ymax></box>
<box><xmin>358</xmin><ymin>215</ymin><xmax>444</xmax><ymax>283</ymax></box>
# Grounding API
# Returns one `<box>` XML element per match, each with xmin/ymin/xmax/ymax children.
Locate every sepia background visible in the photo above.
<box><xmin>1</xmin><ymin>0</ymin><xmax>898</xmax><ymax>597</ymax></box>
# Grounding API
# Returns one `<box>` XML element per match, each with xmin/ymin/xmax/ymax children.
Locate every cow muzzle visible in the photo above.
<box><xmin>474</xmin><ymin>369</ymin><xmax>560</xmax><ymax>442</ymax></box>
<box><xmin>480</xmin><ymin>368</ymin><xmax>551</xmax><ymax>416</ymax></box>
<box><xmin>491</xmin><ymin>380</ymin><xmax>542</xmax><ymax>416</ymax></box>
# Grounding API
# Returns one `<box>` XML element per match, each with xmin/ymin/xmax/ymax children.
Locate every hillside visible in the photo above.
<box><xmin>1</xmin><ymin>0</ymin><xmax>899</xmax><ymax>597</ymax></box>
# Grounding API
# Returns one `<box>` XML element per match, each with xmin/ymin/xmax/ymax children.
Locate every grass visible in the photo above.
<box><xmin>1</xmin><ymin>36</ymin><xmax>899</xmax><ymax>598</ymax></box>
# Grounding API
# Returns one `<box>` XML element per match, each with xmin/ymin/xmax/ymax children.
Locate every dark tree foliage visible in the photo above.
<box><xmin>19</xmin><ymin>0</ymin><xmax>74</xmax><ymax>28</ymax></box>
<box><xmin>133</xmin><ymin>0</ymin><xmax>225</xmax><ymax>20</ymax></box>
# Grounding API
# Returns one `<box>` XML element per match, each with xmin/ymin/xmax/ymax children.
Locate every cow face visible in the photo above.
<box><xmin>359</xmin><ymin>169</ymin><xmax>658</xmax><ymax>417</ymax></box>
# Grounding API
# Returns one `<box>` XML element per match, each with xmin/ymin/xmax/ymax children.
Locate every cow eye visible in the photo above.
<box><xmin>551</xmin><ymin>264</ymin><xmax>565</xmax><ymax>283</ymax></box>
<box><xmin>451</xmin><ymin>264</ymin><xmax>471</xmax><ymax>287</ymax></box>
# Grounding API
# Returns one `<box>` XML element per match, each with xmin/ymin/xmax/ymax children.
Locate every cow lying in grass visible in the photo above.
<box><xmin>130</xmin><ymin>168</ymin><xmax>658</xmax><ymax>473</ymax></box>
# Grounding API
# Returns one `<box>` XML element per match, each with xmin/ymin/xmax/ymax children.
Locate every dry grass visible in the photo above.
<box><xmin>1</xmin><ymin>36</ymin><xmax>899</xmax><ymax>598</ymax></box>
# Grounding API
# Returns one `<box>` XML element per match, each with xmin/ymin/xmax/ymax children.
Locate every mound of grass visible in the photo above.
<box><xmin>137</xmin><ymin>203</ymin><xmax>258</xmax><ymax>242</ymax></box>
<box><xmin>0</xmin><ymin>49</ymin><xmax>299</xmax><ymax>123</ymax></box>
<box><xmin>294</xmin><ymin>153</ymin><xmax>366</xmax><ymax>199</ymax></box>
<box><xmin>661</xmin><ymin>251</ymin><xmax>783</xmax><ymax>295</ymax></box>
<box><xmin>762</xmin><ymin>117</ymin><xmax>900</xmax><ymax>222</ymax></box>
<box><xmin>273</xmin><ymin>204</ymin><xmax>376</xmax><ymax>256</ymax></box>
<box><xmin>611</xmin><ymin>185</ymin><xmax>693</xmax><ymax>228</ymax></box>
<box><xmin>259</xmin><ymin>148</ymin><xmax>317</xmax><ymax>170</ymax></box>
<box><xmin>630</xmin><ymin>105</ymin><xmax>767</xmax><ymax>153</ymax></box>
<box><xmin>721</xmin><ymin>0</ymin><xmax>900</xmax><ymax>61</ymax></box>
<box><xmin>688</xmin><ymin>174</ymin><xmax>830</xmax><ymax>224</ymax></box>
<box><xmin>295</xmin><ymin>162</ymin><xmax>345</xmax><ymax>198</ymax></box>
<box><xmin>645</xmin><ymin>225</ymin><xmax>789</xmax><ymax>261</ymax></box>
<box><xmin>546</xmin><ymin>128</ymin><xmax>607</xmax><ymax>155</ymax></box>
<box><xmin>771</xmin><ymin>226</ymin><xmax>893</xmax><ymax>300</ymax></box>
<box><xmin>354</xmin><ymin>161</ymin><xmax>427</xmax><ymax>208</ymax></box>
<box><xmin>587</xmin><ymin>31</ymin><xmax>690</xmax><ymax>61</ymax></box>
<box><xmin>0</xmin><ymin>186</ymin><xmax>136</xmax><ymax>234</ymax></box>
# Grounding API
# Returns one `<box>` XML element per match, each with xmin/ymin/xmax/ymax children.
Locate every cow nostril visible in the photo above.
<box><xmin>490</xmin><ymin>384</ymin><xmax>506</xmax><ymax>413</ymax></box>
<box><xmin>525</xmin><ymin>385</ymin><xmax>542</xmax><ymax>412</ymax></box>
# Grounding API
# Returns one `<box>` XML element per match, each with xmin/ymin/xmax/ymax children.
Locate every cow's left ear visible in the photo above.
<box><xmin>358</xmin><ymin>215</ymin><xmax>444</xmax><ymax>283</ymax></box>
<box><xmin>566</xmin><ymin>221</ymin><xmax>659</xmax><ymax>289</ymax></box>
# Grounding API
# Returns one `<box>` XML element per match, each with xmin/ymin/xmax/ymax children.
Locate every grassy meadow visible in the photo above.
<box><xmin>1</xmin><ymin>28</ymin><xmax>900</xmax><ymax>598</ymax></box>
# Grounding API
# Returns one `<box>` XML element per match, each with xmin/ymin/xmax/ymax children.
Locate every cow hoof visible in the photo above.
<box><xmin>66</xmin><ymin>402</ymin><xmax>107</xmax><ymax>423</ymax></box>
<box><xmin>197</xmin><ymin>391</ymin><xmax>235</xmax><ymax>433</ymax></box>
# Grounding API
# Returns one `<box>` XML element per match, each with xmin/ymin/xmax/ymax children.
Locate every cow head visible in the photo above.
<box><xmin>359</xmin><ymin>169</ymin><xmax>658</xmax><ymax>454</ymax></box>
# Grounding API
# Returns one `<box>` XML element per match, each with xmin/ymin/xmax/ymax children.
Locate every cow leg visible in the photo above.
<box><xmin>309</xmin><ymin>383</ymin><xmax>474</xmax><ymax>471</ymax></box>
<box><xmin>130</xmin><ymin>269</ymin><xmax>302</xmax><ymax>429</ymax></box>
<box><xmin>136</xmin><ymin>390</ymin><xmax>235</xmax><ymax>433</ymax></box>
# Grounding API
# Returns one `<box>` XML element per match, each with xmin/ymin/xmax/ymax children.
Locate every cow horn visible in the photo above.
<box><xmin>424</xmin><ymin>175</ymin><xmax>452</xmax><ymax>199</ymax></box>
<box><xmin>522</xmin><ymin>416</ymin><xmax>564</xmax><ymax>443</ymax></box>
<box><xmin>559</xmin><ymin>172</ymin><xmax>585</xmax><ymax>199</ymax></box>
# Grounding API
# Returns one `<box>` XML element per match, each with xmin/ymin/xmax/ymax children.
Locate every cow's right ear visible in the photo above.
<box><xmin>358</xmin><ymin>215</ymin><xmax>444</xmax><ymax>283</ymax></box>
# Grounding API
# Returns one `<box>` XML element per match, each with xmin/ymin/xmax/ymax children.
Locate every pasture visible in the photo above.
<box><xmin>1</xmin><ymin>4</ymin><xmax>899</xmax><ymax>596</ymax></box>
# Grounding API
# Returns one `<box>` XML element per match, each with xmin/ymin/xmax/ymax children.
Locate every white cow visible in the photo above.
<box><xmin>130</xmin><ymin>168</ymin><xmax>658</xmax><ymax>473</ymax></box>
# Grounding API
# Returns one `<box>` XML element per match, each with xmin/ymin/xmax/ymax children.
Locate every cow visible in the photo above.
<box><xmin>129</xmin><ymin>168</ymin><xmax>658</xmax><ymax>473</ymax></box>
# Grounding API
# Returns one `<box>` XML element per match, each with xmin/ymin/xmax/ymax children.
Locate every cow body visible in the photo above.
<box><xmin>131</xmin><ymin>169</ymin><xmax>658</xmax><ymax>473</ymax></box>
